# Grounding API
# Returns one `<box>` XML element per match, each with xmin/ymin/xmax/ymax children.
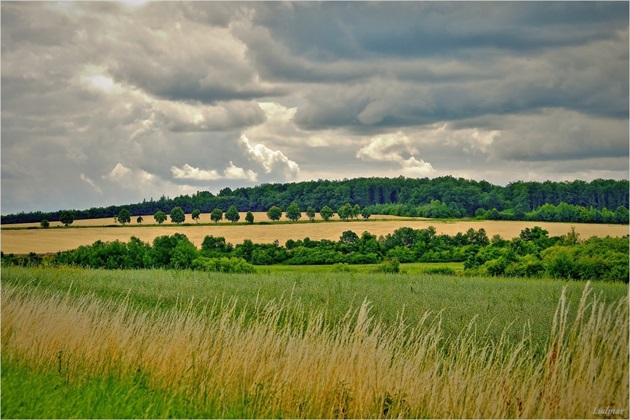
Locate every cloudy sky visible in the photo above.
<box><xmin>2</xmin><ymin>1</ymin><xmax>628</xmax><ymax>214</ymax></box>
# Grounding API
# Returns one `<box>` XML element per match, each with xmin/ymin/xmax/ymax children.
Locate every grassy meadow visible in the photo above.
<box><xmin>2</xmin><ymin>266</ymin><xmax>628</xmax><ymax>418</ymax></box>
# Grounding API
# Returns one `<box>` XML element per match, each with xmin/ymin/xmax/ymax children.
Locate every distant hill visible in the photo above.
<box><xmin>2</xmin><ymin>176</ymin><xmax>628</xmax><ymax>225</ymax></box>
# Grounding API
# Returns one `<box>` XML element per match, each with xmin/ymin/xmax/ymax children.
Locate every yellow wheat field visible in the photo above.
<box><xmin>2</xmin><ymin>282</ymin><xmax>627</xmax><ymax>418</ymax></box>
<box><xmin>1</xmin><ymin>217</ymin><xmax>628</xmax><ymax>254</ymax></box>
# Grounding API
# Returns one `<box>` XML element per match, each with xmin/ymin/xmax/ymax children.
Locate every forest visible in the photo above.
<box><xmin>2</xmin><ymin>176</ymin><xmax>628</xmax><ymax>224</ymax></box>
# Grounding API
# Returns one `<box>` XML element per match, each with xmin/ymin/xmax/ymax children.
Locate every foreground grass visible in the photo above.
<box><xmin>258</xmin><ymin>261</ymin><xmax>464</xmax><ymax>274</ymax></box>
<box><xmin>2</xmin><ymin>267</ymin><xmax>626</xmax><ymax>353</ymax></box>
<box><xmin>1</xmin><ymin>359</ymin><xmax>210</xmax><ymax>419</ymax></box>
<box><xmin>2</xmin><ymin>277</ymin><xmax>627</xmax><ymax>418</ymax></box>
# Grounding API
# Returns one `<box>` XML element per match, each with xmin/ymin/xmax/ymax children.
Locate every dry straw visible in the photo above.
<box><xmin>2</xmin><ymin>282</ymin><xmax>627</xmax><ymax>418</ymax></box>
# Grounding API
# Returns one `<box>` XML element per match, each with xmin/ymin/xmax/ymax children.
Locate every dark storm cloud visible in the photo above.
<box><xmin>252</xmin><ymin>2</ymin><xmax>628</xmax><ymax>59</ymax></box>
<box><xmin>1</xmin><ymin>1</ymin><xmax>628</xmax><ymax>214</ymax></box>
<box><xmin>244</xmin><ymin>2</ymin><xmax>628</xmax><ymax>130</ymax></box>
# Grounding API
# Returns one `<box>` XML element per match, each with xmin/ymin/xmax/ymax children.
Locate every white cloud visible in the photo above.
<box><xmin>171</xmin><ymin>161</ymin><xmax>258</xmax><ymax>182</ymax></box>
<box><xmin>171</xmin><ymin>164</ymin><xmax>221</xmax><ymax>181</ymax></box>
<box><xmin>356</xmin><ymin>131</ymin><xmax>435</xmax><ymax>176</ymax></box>
<box><xmin>106</xmin><ymin>162</ymin><xmax>132</xmax><ymax>180</ymax></box>
<box><xmin>79</xmin><ymin>65</ymin><xmax>123</xmax><ymax>95</ymax></box>
<box><xmin>417</xmin><ymin>123</ymin><xmax>501</xmax><ymax>155</ymax></box>
<box><xmin>239</xmin><ymin>134</ymin><xmax>300</xmax><ymax>179</ymax></box>
<box><xmin>258</xmin><ymin>101</ymin><xmax>296</xmax><ymax>122</ymax></box>
<box><xmin>103</xmin><ymin>163</ymin><xmax>155</xmax><ymax>189</ymax></box>
<box><xmin>400</xmin><ymin>156</ymin><xmax>435</xmax><ymax>177</ymax></box>
<box><xmin>224</xmin><ymin>161</ymin><xmax>258</xmax><ymax>182</ymax></box>
<box><xmin>98</xmin><ymin>162</ymin><xmax>201</xmax><ymax>206</ymax></box>
<box><xmin>356</xmin><ymin>131</ymin><xmax>419</xmax><ymax>163</ymax></box>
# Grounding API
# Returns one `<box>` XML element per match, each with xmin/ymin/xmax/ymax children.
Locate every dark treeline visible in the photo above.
<box><xmin>5</xmin><ymin>226</ymin><xmax>627</xmax><ymax>282</ymax></box>
<box><xmin>2</xmin><ymin>176</ymin><xmax>628</xmax><ymax>224</ymax></box>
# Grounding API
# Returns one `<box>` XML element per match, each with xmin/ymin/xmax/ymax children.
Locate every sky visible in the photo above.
<box><xmin>2</xmin><ymin>1</ymin><xmax>629</xmax><ymax>214</ymax></box>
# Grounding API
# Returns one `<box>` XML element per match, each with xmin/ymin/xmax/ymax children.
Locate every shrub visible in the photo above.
<box><xmin>542</xmin><ymin>247</ymin><xmax>578</xmax><ymax>280</ymax></box>
<box><xmin>332</xmin><ymin>263</ymin><xmax>356</xmax><ymax>272</ymax></box>
<box><xmin>192</xmin><ymin>257</ymin><xmax>255</xmax><ymax>273</ymax></box>
<box><xmin>485</xmin><ymin>257</ymin><xmax>509</xmax><ymax>276</ymax></box>
<box><xmin>504</xmin><ymin>255</ymin><xmax>545</xmax><ymax>278</ymax></box>
<box><xmin>346</xmin><ymin>252</ymin><xmax>379</xmax><ymax>264</ymax></box>
<box><xmin>422</xmin><ymin>266</ymin><xmax>456</xmax><ymax>275</ymax></box>
<box><xmin>386</xmin><ymin>246</ymin><xmax>416</xmax><ymax>263</ymax></box>
<box><xmin>378</xmin><ymin>257</ymin><xmax>400</xmax><ymax>273</ymax></box>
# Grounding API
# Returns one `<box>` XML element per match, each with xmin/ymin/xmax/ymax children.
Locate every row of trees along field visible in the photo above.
<box><xmin>5</xmin><ymin>226</ymin><xmax>627</xmax><ymax>282</ymax></box>
<box><xmin>36</xmin><ymin>199</ymin><xmax>630</xmax><ymax>228</ymax></box>
<box><xmin>2</xmin><ymin>176</ymin><xmax>628</xmax><ymax>224</ymax></box>
<box><xmin>38</xmin><ymin>203</ymin><xmax>357</xmax><ymax>227</ymax></box>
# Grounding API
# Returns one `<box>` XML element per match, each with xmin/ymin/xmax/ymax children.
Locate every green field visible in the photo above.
<box><xmin>2</xmin><ymin>266</ymin><xmax>628</xmax><ymax>418</ymax></box>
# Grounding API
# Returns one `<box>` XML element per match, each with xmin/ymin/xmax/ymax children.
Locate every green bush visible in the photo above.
<box><xmin>191</xmin><ymin>257</ymin><xmax>255</xmax><ymax>273</ymax></box>
<box><xmin>377</xmin><ymin>257</ymin><xmax>400</xmax><ymax>273</ymax></box>
<box><xmin>504</xmin><ymin>255</ymin><xmax>545</xmax><ymax>278</ymax></box>
<box><xmin>332</xmin><ymin>263</ymin><xmax>356</xmax><ymax>272</ymax></box>
<box><xmin>422</xmin><ymin>266</ymin><xmax>456</xmax><ymax>275</ymax></box>
<box><xmin>386</xmin><ymin>246</ymin><xmax>416</xmax><ymax>263</ymax></box>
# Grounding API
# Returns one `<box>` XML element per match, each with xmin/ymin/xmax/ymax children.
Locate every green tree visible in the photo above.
<box><xmin>519</xmin><ymin>226</ymin><xmax>548</xmax><ymax>242</ymax></box>
<box><xmin>361</xmin><ymin>208</ymin><xmax>372</xmax><ymax>220</ymax></box>
<box><xmin>560</xmin><ymin>226</ymin><xmax>581</xmax><ymax>246</ymax></box>
<box><xmin>210</xmin><ymin>208</ymin><xmax>223</xmax><ymax>223</ymax></box>
<box><xmin>338</xmin><ymin>203</ymin><xmax>353</xmax><ymax>221</ymax></box>
<box><xmin>225</xmin><ymin>205</ymin><xmax>240</xmax><ymax>223</ymax></box>
<box><xmin>267</xmin><ymin>206</ymin><xmax>282</xmax><ymax>221</ymax></box>
<box><xmin>154</xmin><ymin>210</ymin><xmax>167</xmax><ymax>224</ymax></box>
<box><xmin>136</xmin><ymin>216</ymin><xmax>144</xmax><ymax>224</ymax></box>
<box><xmin>59</xmin><ymin>210</ymin><xmax>75</xmax><ymax>226</ymax></box>
<box><xmin>170</xmin><ymin>207</ymin><xmax>185</xmax><ymax>224</ymax></box>
<box><xmin>245</xmin><ymin>211</ymin><xmax>254</xmax><ymax>224</ymax></box>
<box><xmin>614</xmin><ymin>206</ymin><xmax>629</xmax><ymax>224</ymax></box>
<box><xmin>352</xmin><ymin>204</ymin><xmax>361</xmax><ymax>219</ymax></box>
<box><xmin>40</xmin><ymin>219</ymin><xmax>50</xmax><ymax>228</ymax></box>
<box><xmin>117</xmin><ymin>208</ymin><xmax>131</xmax><ymax>225</ymax></box>
<box><xmin>339</xmin><ymin>230</ymin><xmax>359</xmax><ymax>245</ymax></box>
<box><xmin>151</xmin><ymin>233</ymin><xmax>194</xmax><ymax>268</ymax></box>
<box><xmin>201</xmin><ymin>235</ymin><xmax>232</xmax><ymax>257</ymax></box>
<box><xmin>191</xmin><ymin>209</ymin><xmax>201</xmax><ymax>223</ymax></box>
<box><xmin>171</xmin><ymin>239</ymin><xmax>199</xmax><ymax>269</ymax></box>
<box><xmin>286</xmin><ymin>202</ymin><xmax>302</xmax><ymax>222</ymax></box>
<box><xmin>306</xmin><ymin>206</ymin><xmax>316</xmax><ymax>222</ymax></box>
<box><xmin>320</xmin><ymin>205</ymin><xmax>334</xmax><ymax>221</ymax></box>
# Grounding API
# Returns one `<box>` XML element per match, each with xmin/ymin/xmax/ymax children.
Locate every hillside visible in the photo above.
<box><xmin>2</xmin><ymin>176</ymin><xmax>628</xmax><ymax>224</ymax></box>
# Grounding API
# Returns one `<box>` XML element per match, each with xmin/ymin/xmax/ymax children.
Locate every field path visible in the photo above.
<box><xmin>1</xmin><ymin>219</ymin><xmax>627</xmax><ymax>254</ymax></box>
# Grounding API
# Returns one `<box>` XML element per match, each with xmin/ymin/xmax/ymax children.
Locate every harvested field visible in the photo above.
<box><xmin>1</xmin><ymin>219</ymin><xmax>627</xmax><ymax>255</ymax></box>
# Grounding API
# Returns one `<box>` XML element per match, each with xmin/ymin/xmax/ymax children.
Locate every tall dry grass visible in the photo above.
<box><xmin>2</xmin><ymin>283</ymin><xmax>627</xmax><ymax>418</ymax></box>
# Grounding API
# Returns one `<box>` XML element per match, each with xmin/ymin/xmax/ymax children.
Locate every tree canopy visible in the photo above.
<box><xmin>170</xmin><ymin>207</ymin><xmax>185</xmax><ymax>224</ymax></box>
<box><xmin>59</xmin><ymin>210</ymin><xmax>74</xmax><ymax>226</ymax></box>
<box><xmin>286</xmin><ymin>202</ymin><xmax>301</xmax><ymax>222</ymax></box>
<box><xmin>117</xmin><ymin>208</ymin><xmax>131</xmax><ymax>225</ymax></box>
<box><xmin>154</xmin><ymin>211</ymin><xmax>167</xmax><ymax>224</ymax></box>
<box><xmin>267</xmin><ymin>206</ymin><xmax>282</xmax><ymax>221</ymax></box>
<box><xmin>211</xmin><ymin>208</ymin><xmax>223</xmax><ymax>223</ymax></box>
<box><xmin>191</xmin><ymin>209</ymin><xmax>201</xmax><ymax>223</ymax></box>
<box><xmin>225</xmin><ymin>206</ymin><xmax>240</xmax><ymax>223</ymax></box>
